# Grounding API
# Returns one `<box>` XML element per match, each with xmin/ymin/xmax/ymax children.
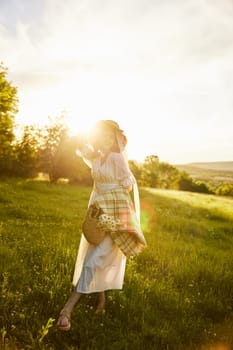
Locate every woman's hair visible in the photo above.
<box><xmin>89</xmin><ymin>120</ymin><xmax>127</xmax><ymax>152</ymax></box>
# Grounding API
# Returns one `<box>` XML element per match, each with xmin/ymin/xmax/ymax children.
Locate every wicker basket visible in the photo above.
<box><xmin>82</xmin><ymin>204</ymin><xmax>106</xmax><ymax>245</ymax></box>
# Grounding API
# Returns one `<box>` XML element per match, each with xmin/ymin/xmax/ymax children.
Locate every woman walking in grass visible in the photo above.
<box><xmin>57</xmin><ymin>120</ymin><xmax>146</xmax><ymax>331</ymax></box>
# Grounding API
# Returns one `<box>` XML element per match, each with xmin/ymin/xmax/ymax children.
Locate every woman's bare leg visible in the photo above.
<box><xmin>57</xmin><ymin>289</ymin><xmax>82</xmax><ymax>330</ymax></box>
<box><xmin>63</xmin><ymin>290</ymin><xmax>82</xmax><ymax>314</ymax></box>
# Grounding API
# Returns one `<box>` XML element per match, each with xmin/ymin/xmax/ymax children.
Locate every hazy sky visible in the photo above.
<box><xmin>1</xmin><ymin>0</ymin><xmax>233</xmax><ymax>164</ymax></box>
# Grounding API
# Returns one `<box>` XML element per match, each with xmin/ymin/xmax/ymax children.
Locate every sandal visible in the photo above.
<box><xmin>57</xmin><ymin>310</ymin><xmax>71</xmax><ymax>331</ymax></box>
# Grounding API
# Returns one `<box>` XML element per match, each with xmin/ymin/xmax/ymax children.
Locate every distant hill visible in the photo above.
<box><xmin>183</xmin><ymin>161</ymin><xmax>233</xmax><ymax>171</ymax></box>
<box><xmin>175</xmin><ymin>161</ymin><xmax>233</xmax><ymax>183</ymax></box>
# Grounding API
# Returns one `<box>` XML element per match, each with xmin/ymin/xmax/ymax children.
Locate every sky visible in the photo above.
<box><xmin>0</xmin><ymin>0</ymin><xmax>233</xmax><ymax>164</ymax></box>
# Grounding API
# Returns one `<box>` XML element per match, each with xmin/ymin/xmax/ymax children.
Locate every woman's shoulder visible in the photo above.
<box><xmin>109</xmin><ymin>152</ymin><xmax>131</xmax><ymax>170</ymax></box>
<box><xmin>108</xmin><ymin>152</ymin><xmax>125</xmax><ymax>164</ymax></box>
<box><xmin>109</xmin><ymin>152</ymin><xmax>123</xmax><ymax>160</ymax></box>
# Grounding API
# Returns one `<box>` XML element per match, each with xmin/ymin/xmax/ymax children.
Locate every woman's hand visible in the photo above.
<box><xmin>73</xmin><ymin>134</ymin><xmax>87</xmax><ymax>150</ymax></box>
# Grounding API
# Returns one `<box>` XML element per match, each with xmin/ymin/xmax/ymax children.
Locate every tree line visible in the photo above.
<box><xmin>1</xmin><ymin>63</ymin><xmax>232</xmax><ymax>196</ymax></box>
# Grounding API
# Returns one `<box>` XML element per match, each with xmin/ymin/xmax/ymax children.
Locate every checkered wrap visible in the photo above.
<box><xmin>94</xmin><ymin>188</ymin><xmax>147</xmax><ymax>257</ymax></box>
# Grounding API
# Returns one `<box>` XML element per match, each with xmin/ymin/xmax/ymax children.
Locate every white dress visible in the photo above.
<box><xmin>72</xmin><ymin>152</ymin><xmax>136</xmax><ymax>294</ymax></box>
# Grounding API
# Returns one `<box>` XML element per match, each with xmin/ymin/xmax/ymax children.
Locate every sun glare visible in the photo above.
<box><xmin>66</xmin><ymin>115</ymin><xmax>97</xmax><ymax>136</ymax></box>
<box><xmin>16</xmin><ymin>72</ymin><xmax>166</xmax><ymax>162</ymax></box>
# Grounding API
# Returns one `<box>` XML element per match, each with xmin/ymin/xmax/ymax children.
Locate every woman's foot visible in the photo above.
<box><xmin>95</xmin><ymin>292</ymin><xmax>106</xmax><ymax>315</ymax></box>
<box><xmin>57</xmin><ymin>310</ymin><xmax>71</xmax><ymax>331</ymax></box>
<box><xmin>95</xmin><ymin>305</ymin><xmax>106</xmax><ymax>315</ymax></box>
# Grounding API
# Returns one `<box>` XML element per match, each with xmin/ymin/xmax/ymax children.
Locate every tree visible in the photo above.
<box><xmin>193</xmin><ymin>181</ymin><xmax>212</xmax><ymax>194</ymax></box>
<box><xmin>158</xmin><ymin>162</ymin><xmax>180</xmax><ymax>189</ymax></box>
<box><xmin>37</xmin><ymin>117</ymin><xmax>92</xmax><ymax>183</ymax></box>
<box><xmin>54</xmin><ymin>135</ymin><xmax>92</xmax><ymax>184</ymax></box>
<box><xmin>177</xmin><ymin>171</ymin><xmax>197</xmax><ymax>191</ymax></box>
<box><xmin>216</xmin><ymin>184</ymin><xmax>233</xmax><ymax>196</ymax></box>
<box><xmin>128</xmin><ymin>160</ymin><xmax>143</xmax><ymax>185</ymax></box>
<box><xmin>14</xmin><ymin>125</ymin><xmax>42</xmax><ymax>177</ymax></box>
<box><xmin>0</xmin><ymin>63</ymin><xmax>18</xmax><ymax>174</ymax></box>
<box><xmin>177</xmin><ymin>171</ymin><xmax>211</xmax><ymax>193</ymax></box>
<box><xmin>38</xmin><ymin>117</ymin><xmax>69</xmax><ymax>182</ymax></box>
<box><xmin>141</xmin><ymin>155</ymin><xmax>160</xmax><ymax>187</ymax></box>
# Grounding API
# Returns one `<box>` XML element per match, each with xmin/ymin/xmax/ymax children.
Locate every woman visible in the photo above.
<box><xmin>57</xmin><ymin>120</ymin><xmax>146</xmax><ymax>331</ymax></box>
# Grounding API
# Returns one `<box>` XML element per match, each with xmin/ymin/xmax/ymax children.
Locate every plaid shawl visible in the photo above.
<box><xmin>94</xmin><ymin>188</ymin><xmax>147</xmax><ymax>257</ymax></box>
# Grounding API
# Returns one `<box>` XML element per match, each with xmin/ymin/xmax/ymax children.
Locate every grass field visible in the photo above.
<box><xmin>0</xmin><ymin>179</ymin><xmax>233</xmax><ymax>350</ymax></box>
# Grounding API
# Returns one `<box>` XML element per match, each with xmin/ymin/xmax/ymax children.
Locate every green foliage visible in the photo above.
<box><xmin>175</xmin><ymin>163</ymin><xmax>233</xmax><ymax>196</ymax></box>
<box><xmin>0</xmin><ymin>180</ymin><xmax>233</xmax><ymax>349</ymax></box>
<box><xmin>14</xmin><ymin>125</ymin><xmax>42</xmax><ymax>177</ymax></box>
<box><xmin>0</xmin><ymin>63</ymin><xmax>18</xmax><ymax>174</ymax></box>
<box><xmin>178</xmin><ymin>172</ymin><xmax>213</xmax><ymax>194</ymax></box>
<box><xmin>178</xmin><ymin>171</ymin><xmax>200</xmax><ymax>192</ymax></box>
<box><xmin>38</xmin><ymin>116</ymin><xmax>69</xmax><ymax>182</ymax></box>
<box><xmin>0</xmin><ymin>63</ymin><xmax>18</xmax><ymax>116</ymax></box>
<box><xmin>128</xmin><ymin>160</ymin><xmax>143</xmax><ymax>186</ymax></box>
<box><xmin>141</xmin><ymin>155</ymin><xmax>160</xmax><ymax>187</ymax></box>
<box><xmin>216</xmin><ymin>184</ymin><xmax>233</xmax><ymax>197</ymax></box>
<box><xmin>57</xmin><ymin>136</ymin><xmax>91</xmax><ymax>185</ymax></box>
<box><xmin>130</xmin><ymin>156</ymin><xmax>212</xmax><ymax>195</ymax></box>
<box><xmin>36</xmin><ymin>117</ymin><xmax>91</xmax><ymax>184</ymax></box>
<box><xmin>157</xmin><ymin>161</ymin><xmax>180</xmax><ymax>189</ymax></box>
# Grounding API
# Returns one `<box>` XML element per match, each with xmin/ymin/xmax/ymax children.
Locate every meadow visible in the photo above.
<box><xmin>0</xmin><ymin>179</ymin><xmax>233</xmax><ymax>350</ymax></box>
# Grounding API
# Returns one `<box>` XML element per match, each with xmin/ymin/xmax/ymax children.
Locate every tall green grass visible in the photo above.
<box><xmin>0</xmin><ymin>180</ymin><xmax>232</xmax><ymax>349</ymax></box>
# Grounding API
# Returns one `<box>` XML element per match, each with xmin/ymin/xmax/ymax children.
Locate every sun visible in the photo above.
<box><xmin>66</xmin><ymin>115</ymin><xmax>97</xmax><ymax>136</ymax></box>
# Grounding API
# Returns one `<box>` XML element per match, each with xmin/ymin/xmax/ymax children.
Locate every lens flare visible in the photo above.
<box><xmin>140</xmin><ymin>200</ymin><xmax>157</xmax><ymax>232</ymax></box>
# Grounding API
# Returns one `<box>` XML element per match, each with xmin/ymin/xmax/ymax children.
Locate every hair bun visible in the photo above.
<box><xmin>118</xmin><ymin>130</ymin><xmax>127</xmax><ymax>148</ymax></box>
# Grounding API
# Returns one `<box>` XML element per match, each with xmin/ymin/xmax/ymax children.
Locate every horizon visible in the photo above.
<box><xmin>128</xmin><ymin>157</ymin><xmax>233</xmax><ymax>166</ymax></box>
<box><xmin>171</xmin><ymin>160</ymin><xmax>233</xmax><ymax>166</ymax></box>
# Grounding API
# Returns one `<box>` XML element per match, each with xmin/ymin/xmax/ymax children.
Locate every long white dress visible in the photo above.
<box><xmin>72</xmin><ymin>152</ymin><xmax>136</xmax><ymax>294</ymax></box>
